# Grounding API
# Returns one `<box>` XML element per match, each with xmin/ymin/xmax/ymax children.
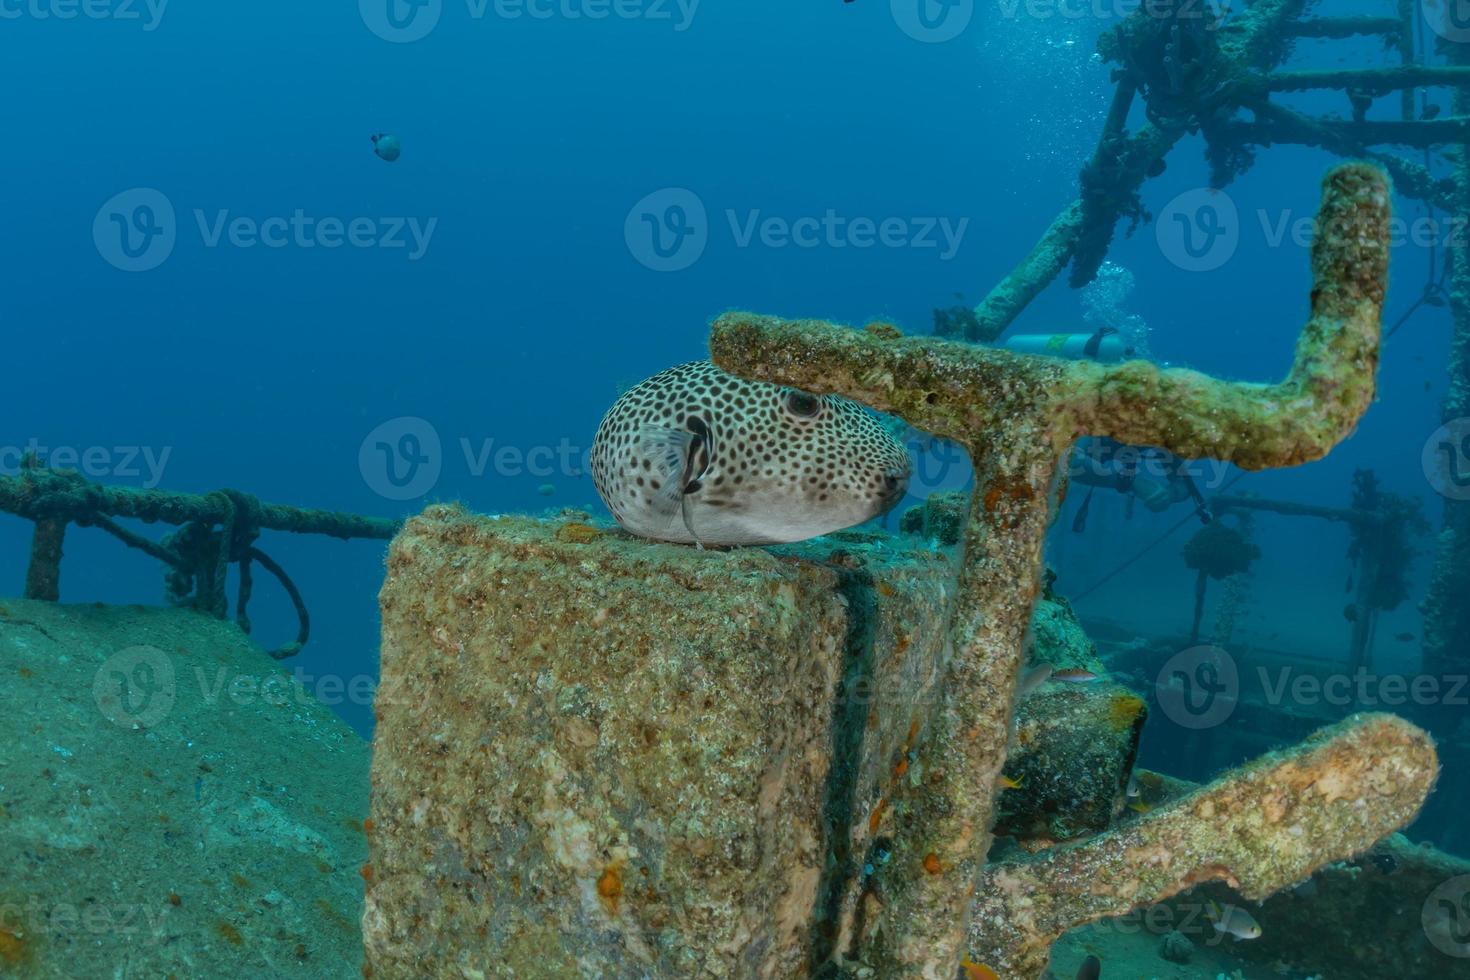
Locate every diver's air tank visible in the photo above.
<box><xmin>1001</xmin><ymin>328</ymin><xmax>1131</xmax><ymax>362</ymax></box>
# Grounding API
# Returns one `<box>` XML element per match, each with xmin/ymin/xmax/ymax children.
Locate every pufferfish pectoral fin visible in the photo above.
<box><xmin>631</xmin><ymin>426</ymin><xmax>698</xmax><ymax>512</ymax></box>
<box><xmin>634</xmin><ymin>424</ymin><xmax>714</xmax><ymax>548</ymax></box>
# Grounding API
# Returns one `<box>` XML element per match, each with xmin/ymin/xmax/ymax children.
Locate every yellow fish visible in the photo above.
<box><xmin>996</xmin><ymin>774</ymin><xmax>1024</xmax><ymax>791</ymax></box>
<box><xmin>961</xmin><ymin>958</ymin><xmax>999</xmax><ymax>980</ymax></box>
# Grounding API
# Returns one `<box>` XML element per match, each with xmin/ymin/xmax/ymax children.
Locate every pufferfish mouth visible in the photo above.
<box><xmin>875</xmin><ymin>470</ymin><xmax>910</xmax><ymax>513</ymax></box>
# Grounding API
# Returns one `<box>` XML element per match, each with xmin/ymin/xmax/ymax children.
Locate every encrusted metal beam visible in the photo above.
<box><xmin>710</xmin><ymin>163</ymin><xmax>1395</xmax><ymax>977</ymax></box>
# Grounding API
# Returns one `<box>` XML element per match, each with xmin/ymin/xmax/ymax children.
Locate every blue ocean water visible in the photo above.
<box><xmin>4</xmin><ymin>0</ymin><xmax>1467</xmax><ymax>917</ymax></box>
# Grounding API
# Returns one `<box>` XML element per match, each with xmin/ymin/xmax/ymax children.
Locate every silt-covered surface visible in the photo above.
<box><xmin>0</xmin><ymin>599</ymin><xmax>368</xmax><ymax>978</ymax></box>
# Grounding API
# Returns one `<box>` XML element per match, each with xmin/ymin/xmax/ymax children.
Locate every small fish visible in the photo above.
<box><xmin>537</xmin><ymin>483</ymin><xmax>556</xmax><ymax>497</ymax></box>
<box><xmin>591</xmin><ymin>362</ymin><xmax>911</xmax><ymax>547</ymax></box>
<box><xmin>1205</xmin><ymin>899</ymin><xmax>1262</xmax><ymax>940</ymax></box>
<box><xmin>1293</xmin><ymin>879</ymin><xmax>1319</xmax><ymax>899</ymax></box>
<box><xmin>1127</xmin><ymin>801</ymin><xmax>1153</xmax><ymax>814</ymax></box>
<box><xmin>1395</xmin><ymin>632</ymin><xmax>1416</xmax><ymax>642</ymax></box>
<box><xmin>997</xmin><ymin>774</ymin><xmax>1024</xmax><ymax>791</ymax></box>
<box><xmin>1369</xmin><ymin>851</ymin><xmax>1400</xmax><ymax>875</ymax></box>
<box><xmin>1343</xmin><ymin>603</ymin><xmax>1358</xmax><ymax>623</ymax></box>
<box><xmin>1125</xmin><ymin>773</ymin><xmax>1140</xmax><ymax>799</ymax></box>
<box><xmin>1051</xmin><ymin>668</ymin><xmax>1102</xmax><ymax>683</ymax></box>
<box><xmin>370</xmin><ymin>133</ymin><xmax>401</xmax><ymax>162</ymax></box>
<box><xmin>960</xmin><ymin>958</ymin><xmax>998</xmax><ymax>980</ymax></box>
<box><xmin>1075</xmin><ymin>955</ymin><xmax>1101</xmax><ymax>980</ymax></box>
<box><xmin>1018</xmin><ymin>663</ymin><xmax>1053</xmax><ymax>696</ymax></box>
<box><xmin>1424</xmin><ymin>103</ymin><xmax>1442</xmax><ymax>120</ymax></box>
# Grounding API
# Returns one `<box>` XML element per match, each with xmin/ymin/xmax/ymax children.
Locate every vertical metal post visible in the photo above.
<box><xmin>24</xmin><ymin>519</ymin><xmax>66</xmax><ymax>601</ymax></box>
<box><xmin>1397</xmin><ymin>0</ymin><xmax>1417</xmax><ymax>121</ymax></box>
<box><xmin>1422</xmin><ymin>41</ymin><xmax>1470</xmax><ymax>701</ymax></box>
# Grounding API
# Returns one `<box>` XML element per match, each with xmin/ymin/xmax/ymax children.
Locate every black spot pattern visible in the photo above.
<box><xmin>590</xmin><ymin>360</ymin><xmax>912</xmax><ymax>540</ymax></box>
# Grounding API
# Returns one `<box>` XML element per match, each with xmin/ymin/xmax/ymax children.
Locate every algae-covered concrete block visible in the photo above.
<box><xmin>993</xmin><ymin>595</ymin><xmax>1145</xmax><ymax>846</ymax></box>
<box><xmin>994</xmin><ymin>681</ymin><xmax>1146</xmax><ymax>845</ymax></box>
<box><xmin>364</xmin><ymin>507</ymin><xmax>952</xmax><ymax>978</ymax></box>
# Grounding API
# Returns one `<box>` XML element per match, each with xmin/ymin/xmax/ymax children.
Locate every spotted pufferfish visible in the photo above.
<box><xmin>591</xmin><ymin>361</ymin><xmax>912</xmax><ymax>546</ymax></box>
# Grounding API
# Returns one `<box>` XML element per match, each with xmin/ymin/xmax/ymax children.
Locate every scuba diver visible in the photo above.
<box><xmin>1068</xmin><ymin>437</ymin><xmax>1211</xmax><ymax>532</ymax></box>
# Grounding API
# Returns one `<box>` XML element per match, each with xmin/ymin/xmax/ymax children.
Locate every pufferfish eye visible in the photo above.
<box><xmin>783</xmin><ymin>390</ymin><xmax>823</xmax><ymax>419</ymax></box>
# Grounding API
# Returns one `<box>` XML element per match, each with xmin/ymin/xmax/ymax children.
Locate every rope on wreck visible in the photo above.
<box><xmin>4</xmin><ymin>453</ymin><xmax>399</xmax><ymax>660</ymax></box>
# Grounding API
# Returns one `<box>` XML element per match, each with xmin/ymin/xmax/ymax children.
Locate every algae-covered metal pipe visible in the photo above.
<box><xmin>708</xmin><ymin>162</ymin><xmax>1397</xmax><ymax>978</ymax></box>
<box><xmin>969</xmin><ymin>713</ymin><xmax>1438</xmax><ymax>977</ymax></box>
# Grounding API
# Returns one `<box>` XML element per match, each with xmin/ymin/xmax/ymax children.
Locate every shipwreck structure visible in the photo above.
<box><xmin>361</xmin><ymin>161</ymin><xmax>1447</xmax><ymax>978</ymax></box>
<box><xmin>951</xmin><ymin>0</ymin><xmax>1470</xmax><ymax>725</ymax></box>
<box><xmin>0</xmin><ymin>458</ymin><xmax>396</xmax><ymax>659</ymax></box>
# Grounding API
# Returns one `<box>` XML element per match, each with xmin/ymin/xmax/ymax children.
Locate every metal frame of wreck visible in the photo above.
<box><xmin>705</xmin><ymin>0</ymin><xmax>1466</xmax><ymax>969</ymax></box>
<box><xmin>955</xmin><ymin>0</ymin><xmax>1470</xmax><ymax>693</ymax></box>
<box><xmin>711</xmin><ymin>156</ymin><xmax>1398</xmax><ymax>975</ymax></box>
<box><xmin>1</xmin><ymin>454</ymin><xmax>397</xmax><ymax>659</ymax></box>
<box><xmin>1206</xmin><ymin>490</ymin><xmax>1392</xmax><ymax>670</ymax></box>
